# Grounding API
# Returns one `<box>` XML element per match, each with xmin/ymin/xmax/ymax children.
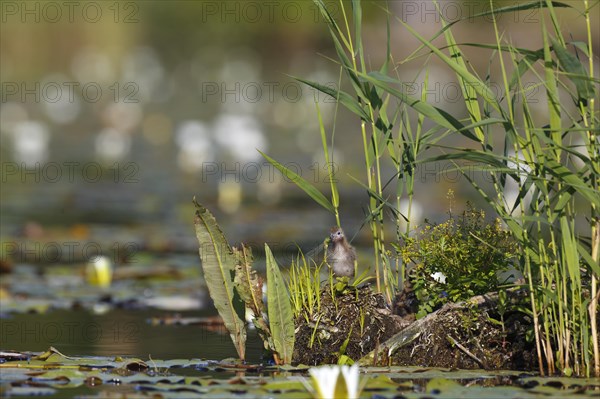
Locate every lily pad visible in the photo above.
<box><xmin>1</xmin><ymin>348</ymin><xmax>598</xmax><ymax>399</ymax></box>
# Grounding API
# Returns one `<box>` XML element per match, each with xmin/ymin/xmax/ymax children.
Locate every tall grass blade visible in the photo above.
<box><xmin>541</xmin><ymin>15</ymin><xmax>562</xmax><ymax>150</ymax></box>
<box><xmin>316</xmin><ymin>102</ymin><xmax>340</xmax><ymax>226</ymax></box>
<box><xmin>395</xmin><ymin>16</ymin><xmax>502</xmax><ymax>113</ymax></box>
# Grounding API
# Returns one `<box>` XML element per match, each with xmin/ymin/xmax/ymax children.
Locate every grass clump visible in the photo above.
<box><xmin>401</xmin><ymin>201</ymin><xmax>518</xmax><ymax>318</ymax></box>
<box><xmin>288</xmin><ymin>252</ymin><xmax>323</xmax><ymax>323</ymax></box>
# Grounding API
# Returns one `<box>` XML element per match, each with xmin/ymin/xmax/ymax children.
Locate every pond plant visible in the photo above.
<box><xmin>194</xmin><ymin>199</ymin><xmax>296</xmax><ymax>364</ymax></box>
<box><xmin>257</xmin><ymin>0</ymin><xmax>598</xmax><ymax>377</ymax></box>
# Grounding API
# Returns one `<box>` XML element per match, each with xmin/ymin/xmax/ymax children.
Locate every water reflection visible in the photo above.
<box><xmin>2</xmin><ymin>309</ymin><xmax>265</xmax><ymax>361</ymax></box>
<box><xmin>213</xmin><ymin>114</ymin><xmax>267</xmax><ymax>163</ymax></box>
<box><xmin>175</xmin><ymin>120</ymin><xmax>212</xmax><ymax>173</ymax></box>
<box><xmin>95</xmin><ymin>128</ymin><xmax>132</xmax><ymax>162</ymax></box>
<box><xmin>11</xmin><ymin>121</ymin><xmax>50</xmax><ymax>167</ymax></box>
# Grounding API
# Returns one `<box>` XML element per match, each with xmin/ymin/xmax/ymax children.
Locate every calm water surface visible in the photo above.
<box><xmin>1</xmin><ymin>309</ymin><xmax>265</xmax><ymax>361</ymax></box>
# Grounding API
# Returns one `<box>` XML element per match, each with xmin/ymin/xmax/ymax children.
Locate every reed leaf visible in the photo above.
<box><xmin>396</xmin><ymin>16</ymin><xmax>502</xmax><ymax>114</ymax></box>
<box><xmin>359</xmin><ymin>71</ymin><xmax>474</xmax><ymax>139</ymax></box>
<box><xmin>551</xmin><ymin>38</ymin><xmax>596</xmax><ymax>104</ymax></box>
<box><xmin>294</xmin><ymin>76</ymin><xmax>371</xmax><ymax>121</ymax></box>
<box><xmin>259</xmin><ymin>150</ymin><xmax>335</xmax><ymax>214</ymax></box>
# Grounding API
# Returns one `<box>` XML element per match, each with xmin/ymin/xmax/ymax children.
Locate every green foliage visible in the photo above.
<box><xmin>265</xmin><ymin>244</ymin><xmax>295</xmax><ymax>364</ymax></box>
<box><xmin>401</xmin><ymin>204</ymin><xmax>518</xmax><ymax>318</ymax></box>
<box><xmin>193</xmin><ymin>199</ymin><xmax>247</xmax><ymax>360</ymax></box>
<box><xmin>260</xmin><ymin>0</ymin><xmax>598</xmax><ymax>375</ymax></box>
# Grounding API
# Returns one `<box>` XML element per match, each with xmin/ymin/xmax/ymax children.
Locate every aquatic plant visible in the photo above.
<box><xmin>289</xmin><ymin>250</ymin><xmax>323</xmax><ymax>322</ymax></box>
<box><xmin>233</xmin><ymin>244</ymin><xmax>276</xmax><ymax>359</ymax></box>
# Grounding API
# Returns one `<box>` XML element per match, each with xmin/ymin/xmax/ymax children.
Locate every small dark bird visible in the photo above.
<box><xmin>327</xmin><ymin>226</ymin><xmax>356</xmax><ymax>277</ymax></box>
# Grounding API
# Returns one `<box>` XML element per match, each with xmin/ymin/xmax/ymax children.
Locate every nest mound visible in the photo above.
<box><xmin>292</xmin><ymin>285</ymin><xmax>405</xmax><ymax>365</ymax></box>
<box><xmin>292</xmin><ymin>285</ymin><xmax>538</xmax><ymax>370</ymax></box>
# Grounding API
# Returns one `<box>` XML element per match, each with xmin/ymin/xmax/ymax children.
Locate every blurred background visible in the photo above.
<box><xmin>0</xmin><ymin>0</ymin><xmax>598</xmax><ymax>361</ymax></box>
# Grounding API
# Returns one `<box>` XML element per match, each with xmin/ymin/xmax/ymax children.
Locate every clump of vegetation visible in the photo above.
<box><xmin>400</xmin><ymin>203</ymin><xmax>518</xmax><ymax>318</ymax></box>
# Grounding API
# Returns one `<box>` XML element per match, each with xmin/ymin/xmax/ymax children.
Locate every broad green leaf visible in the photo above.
<box><xmin>234</xmin><ymin>244</ymin><xmax>277</xmax><ymax>354</ymax></box>
<box><xmin>233</xmin><ymin>244</ymin><xmax>262</xmax><ymax>316</ymax></box>
<box><xmin>265</xmin><ymin>244</ymin><xmax>295</xmax><ymax>364</ymax></box>
<box><xmin>259</xmin><ymin>150</ymin><xmax>335</xmax><ymax>213</ymax></box>
<box><xmin>193</xmin><ymin>200</ymin><xmax>246</xmax><ymax>360</ymax></box>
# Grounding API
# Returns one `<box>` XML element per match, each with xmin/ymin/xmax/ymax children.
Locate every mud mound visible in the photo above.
<box><xmin>292</xmin><ymin>285</ymin><xmax>406</xmax><ymax>365</ymax></box>
<box><xmin>293</xmin><ymin>285</ymin><xmax>538</xmax><ymax>370</ymax></box>
<box><xmin>388</xmin><ymin>306</ymin><xmax>537</xmax><ymax>370</ymax></box>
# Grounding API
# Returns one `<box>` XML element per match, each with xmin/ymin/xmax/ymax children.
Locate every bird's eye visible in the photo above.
<box><xmin>337</xmin><ymin>231</ymin><xmax>341</xmax><ymax>235</ymax></box>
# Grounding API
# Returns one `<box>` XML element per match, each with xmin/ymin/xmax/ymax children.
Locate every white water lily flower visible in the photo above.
<box><xmin>340</xmin><ymin>364</ymin><xmax>361</xmax><ymax>399</ymax></box>
<box><xmin>309</xmin><ymin>365</ymin><xmax>339</xmax><ymax>399</ymax></box>
<box><xmin>307</xmin><ymin>364</ymin><xmax>363</xmax><ymax>399</ymax></box>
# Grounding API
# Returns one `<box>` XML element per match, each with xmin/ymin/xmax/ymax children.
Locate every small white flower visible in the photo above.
<box><xmin>431</xmin><ymin>272</ymin><xmax>447</xmax><ymax>284</ymax></box>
